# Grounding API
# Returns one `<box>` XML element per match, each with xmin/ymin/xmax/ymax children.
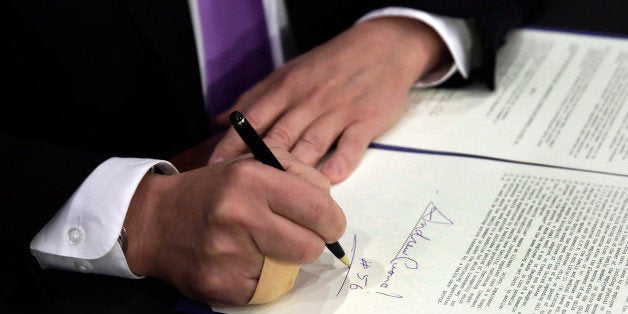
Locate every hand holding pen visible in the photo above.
<box><xmin>122</xmin><ymin>119</ymin><xmax>347</xmax><ymax>305</ymax></box>
<box><xmin>230</xmin><ymin>111</ymin><xmax>350</xmax><ymax>267</ymax></box>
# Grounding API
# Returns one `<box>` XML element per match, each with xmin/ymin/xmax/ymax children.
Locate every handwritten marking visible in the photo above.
<box><xmin>359</xmin><ymin>258</ymin><xmax>371</xmax><ymax>270</ymax></box>
<box><xmin>335</xmin><ymin>202</ymin><xmax>454</xmax><ymax>299</ymax></box>
<box><xmin>356</xmin><ymin>272</ymin><xmax>369</xmax><ymax>288</ymax></box>
<box><xmin>393</xmin><ymin>202</ymin><xmax>453</xmax><ymax>261</ymax></box>
<box><xmin>379</xmin><ymin>202</ymin><xmax>453</xmax><ymax>297</ymax></box>
<box><xmin>376</xmin><ymin>291</ymin><xmax>403</xmax><ymax>298</ymax></box>
<box><xmin>336</xmin><ymin>234</ymin><xmax>358</xmax><ymax>297</ymax></box>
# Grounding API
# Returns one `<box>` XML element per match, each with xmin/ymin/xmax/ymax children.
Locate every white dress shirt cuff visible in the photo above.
<box><xmin>358</xmin><ymin>7</ymin><xmax>482</xmax><ymax>88</ymax></box>
<box><xmin>30</xmin><ymin>157</ymin><xmax>178</xmax><ymax>279</ymax></box>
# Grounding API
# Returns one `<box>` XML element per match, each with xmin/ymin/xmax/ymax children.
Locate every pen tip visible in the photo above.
<box><xmin>340</xmin><ymin>256</ymin><xmax>350</xmax><ymax>267</ymax></box>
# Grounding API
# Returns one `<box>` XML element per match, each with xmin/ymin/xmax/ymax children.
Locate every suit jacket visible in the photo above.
<box><xmin>0</xmin><ymin>0</ymin><xmax>533</xmax><ymax>312</ymax></box>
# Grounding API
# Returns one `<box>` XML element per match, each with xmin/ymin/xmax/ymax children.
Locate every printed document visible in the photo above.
<box><xmin>376</xmin><ymin>28</ymin><xmax>628</xmax><ymax>176</ymax></box>
<box><xmin>218</xmin><ymin>149</ymin><xmax>628</xmax><ymax>313</ymax></box>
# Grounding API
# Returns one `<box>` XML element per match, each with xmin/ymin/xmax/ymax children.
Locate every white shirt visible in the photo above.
<box><xmin>30</xmin><ymin>0</ymin><xmax>480</xmax><ymax>279</ymax></box>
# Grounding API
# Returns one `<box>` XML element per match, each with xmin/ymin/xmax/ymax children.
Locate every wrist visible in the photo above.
<box><xmin>123</xmin><ymin>171</ymin><xmax>166</xmax><ymax>277</ymax></box>
<box><xmin>358</xmin><ymin>16</ymin><xmax>450</xmax><ymax>87</ymax></box>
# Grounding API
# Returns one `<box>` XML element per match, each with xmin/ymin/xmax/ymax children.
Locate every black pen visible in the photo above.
<box><xmin>229</xmin><ymin>111</ymin><xmax>350</xmax><ymax>267</ymax></box>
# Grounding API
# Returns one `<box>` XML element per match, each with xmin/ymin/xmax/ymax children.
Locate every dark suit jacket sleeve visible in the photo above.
<box><xmin>0</xmin><ymin>0</ymin><xmax>207</xmax><ymax>244</ymax></box>
<box><xmin>1</xmin><ymin>1</ymin><xmax>207</xmax><ymax>310</ymax></box>
<box><xmin>0</xmin><ymin>1</ymin><xmax>110</xmax><ymax>260</ymax></box>
<box><xmin>0</xmin><ymin>134</ymin><xmax>108</xmax><ymax>244</ymax></box>
<box><xmin>285</xmin><ymin>0</ymin><xmax>540</xmax><ymax>88</ymax></box>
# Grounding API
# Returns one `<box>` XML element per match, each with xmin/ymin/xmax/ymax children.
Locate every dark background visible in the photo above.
<box><xmin>529</xmin><ymin>0</ymin><xmax>627</xmax><ymax>36</ymax></box>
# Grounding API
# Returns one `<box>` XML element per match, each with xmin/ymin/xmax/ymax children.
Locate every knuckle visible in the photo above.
<box><xmin>265</xmin><ymin>126</ymin><xmax>295</xmax><ymax>147</ymax></box>
<box><xmin>210</xmin><ymin>204</ymin><xmax>232</xmax><ymax>226</ymax></box>
<box><xmin>339</xmin><ymin>134</ymin><xmax>365</xmax><ymax>151</ymax></box>
<box><xmin>299</xmin><ymin>132</ymin><xmax>328</xmax><ymax>154</ymax></box>
<box><xmin>208</xmin><ymin>197</ymin><xmax>250</xmax><ymax>233</ymax></box>
<box><xmin>202</xmin><ymin>232</ymin><xmax>230</xmax><ymax>257</ymax></box>
<box><xmin>310</xmin><ymin>171</ymin><xmax>331</xmax><ymax>191</ymax></box>
<box><xmin>227</xmin><ymin>160</ymin><xmax>260</xmax><ymax>182</ymax></box>
<box><xmin>279</xmin><ymin>67</ymin><xmax>306</xmax><ymax>89</ymax></box>
<box><xmin>268</xmin><ymin>147</ymin><xmax>291</xmax><ymax>161</ymax></box>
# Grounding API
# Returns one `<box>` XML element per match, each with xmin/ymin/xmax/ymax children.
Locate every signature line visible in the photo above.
<box><xmin>336</xmin><ymin>234</ymin><xmax>357</xmax><ymax>297</ymax></box>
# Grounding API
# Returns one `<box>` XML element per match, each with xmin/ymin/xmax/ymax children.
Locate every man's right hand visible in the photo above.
<box><xmin>121</xmin><ymin>149</ymin><xmax>346</xmax><ymax>306</ymax></box>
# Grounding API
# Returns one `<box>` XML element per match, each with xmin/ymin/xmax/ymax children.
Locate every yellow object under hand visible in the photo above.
<box><xmin>248</xmin><ymin>256</ymin><xmax>300</xmax><ymax>305</ymax></box>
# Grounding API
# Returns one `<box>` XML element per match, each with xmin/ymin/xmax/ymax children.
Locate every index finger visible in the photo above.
<box><xmin>271</xmin><ymin>148</ymin><xmax>330</xmax><ymax>191</ymax></box>
<box><xmin>209</xmin><ymin>105</ymin><xmax>287</xmax><ymax>164</ymax></box>
<box><xmin>264</xmin><ymin>170</ymin><xmax>346</xmax><ymax>244</ymax></box>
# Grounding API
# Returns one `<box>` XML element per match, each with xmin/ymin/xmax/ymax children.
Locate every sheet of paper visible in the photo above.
<box><xmin>215</xmin><ymin>148</ymin><xmax>628</xmax><ymax>313</ymax></box>
<box><xmin>375</xmin><ymin>28</ymin><xmax>628</xmax><ymax>177</ymax></box>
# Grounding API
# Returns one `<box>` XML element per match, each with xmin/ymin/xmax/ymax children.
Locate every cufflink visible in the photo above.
<box><xmin>148</xmin><ymin>165</ymin><xmax>164</xmax><ymax>175</ymax></box>
<box><xmin>117</xmin><ymin>227</ymin><xmax>128</xmax><ymax>254</ymax></box>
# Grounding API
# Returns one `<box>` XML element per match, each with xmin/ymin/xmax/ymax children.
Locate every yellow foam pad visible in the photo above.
<box><xmin>248</xmin><ymin>256</ymin><xmax>300</xmax><ymax>305</ymax></box>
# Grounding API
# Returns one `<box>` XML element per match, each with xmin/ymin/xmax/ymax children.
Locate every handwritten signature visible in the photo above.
<box><xmin>379</xmin><ymin>202</ymin><xmax>453</xmax><ymax>296</ymax></box>
<box><xmin>336</xmin><ymin>202</ymin><xmax>453</xmax><ymax>299</ymax></box>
